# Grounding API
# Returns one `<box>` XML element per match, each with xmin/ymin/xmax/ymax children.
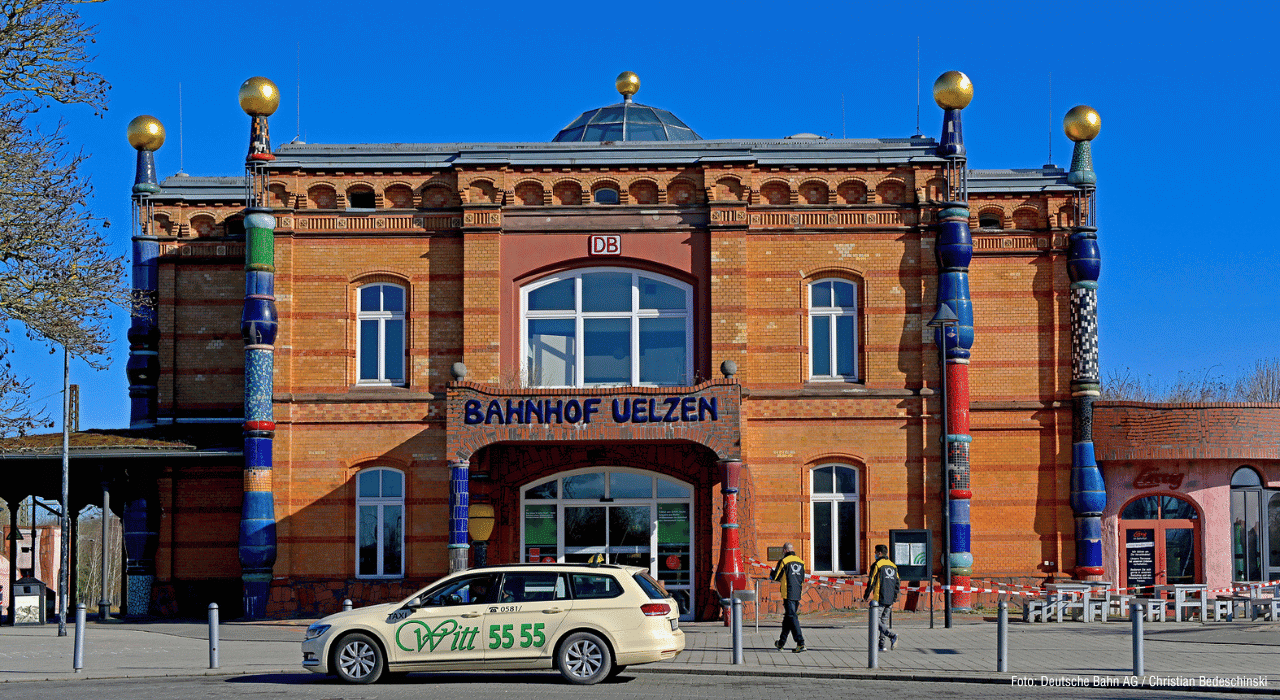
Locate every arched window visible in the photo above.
<box><xmin>357</xmin><ymin>283</ymin><xmax>406</xmax><ymax>385</ymax></box>
<box><xmin>1230</xmin><ymin>466</ymin><xmax>1278</xmax><ymax>582</ymax></box>
<box><xmin>347</xmin><ymin>186</ymin><xmax>376</xmax><ymax>210</ymax></box>
<box><xmin>356</xmin><ymin>467</ymin><xmax>404</xmax><ymax>578</ymax></box>
<box><xmin>811</xmin><ymin>465</ymin><xmax>859</xmax><ymax>573</ymax></box>
<box><xmin>593</xmin><ymin>188</ymin><xmax>620</xmax><ymax>205</ymax></box>
<box><xmin>978</xmin><ymin>212</ymin><xmax>1003</xmax><ymax>229</ymax></box>
<box><xmin>808</xmin><ymin>278</ymin><xmax>858</xmax><ymax>381</ymax></box>
<box><xmin>522</xmin><ymin>268</ymin><xmax>692</xmax><ymax>387</ymax></box>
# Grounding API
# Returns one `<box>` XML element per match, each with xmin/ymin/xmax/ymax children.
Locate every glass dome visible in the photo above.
<box><xmin>553</xmin><ymin>101</ymin><xmax>701</xmax><ymax>142</ymax></box>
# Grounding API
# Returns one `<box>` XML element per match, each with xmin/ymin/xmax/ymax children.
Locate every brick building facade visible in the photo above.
<box><xmin>97</xmin><ymin>74</ymin><xmax>1278</xmax><ymax>620</ymax></box>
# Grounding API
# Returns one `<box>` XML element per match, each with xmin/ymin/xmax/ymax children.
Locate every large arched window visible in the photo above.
<box><xmin>355</xmin><ymin>467</ymin><xmax>404</xmax><ymax>578</ymax></box>
<box><xmin>522</xmin><ymin>268</ymin><xmax>692</xmax><ymax>387</ymax></box>
<box><xmin>357</xmin><ymin>283</ymin><xmax>406</xmax><ymax>385</ymax></box>
<box><xmin>808</xmin><ymin>278</ymin><xmax>858</xmax><ymax>381</ymax></box>
<box><xmin>811</xmin><ymin>464</ymin><xmax>860</xmax><ymax>573</ymax></box>
<box><xmin>1231</xmin><ymin>466</ymin><xmax>1279</xmax><ymax>582</ymax></box>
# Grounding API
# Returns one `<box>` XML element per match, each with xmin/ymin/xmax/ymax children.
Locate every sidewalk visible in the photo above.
<box><xmin>1</xmin><ymin>611</ymin><xmax>1277</xmax><ymax>691</ymax></box>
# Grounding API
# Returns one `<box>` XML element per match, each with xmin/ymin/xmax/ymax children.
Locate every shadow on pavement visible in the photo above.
<box><xmin>224</xmin><ymin>671</ymin><xmax>637</xmax><ymax>686</ymax></box>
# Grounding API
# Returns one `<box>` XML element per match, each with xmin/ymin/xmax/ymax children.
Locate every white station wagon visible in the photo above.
<box><xmin>302</xmin><ymin>563</ymin><xmax>685</xmax><ymax>685</ymax></box>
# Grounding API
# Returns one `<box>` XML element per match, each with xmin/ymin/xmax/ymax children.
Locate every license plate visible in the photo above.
<box><xmin>670</xmin><ymin>618</ymin><xmax>679</xmax><ymax>631</ymax></box>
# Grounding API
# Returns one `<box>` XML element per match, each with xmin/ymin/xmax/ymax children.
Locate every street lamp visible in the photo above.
<box><xmin>927</xmin><ymin>303</ymin><xmax>959</xmax><ymax>629</ymax></box>
<box><xmin>468</xmin><ymin>503</ymin><xmax>496</xmax><ymax>568</ymax></box>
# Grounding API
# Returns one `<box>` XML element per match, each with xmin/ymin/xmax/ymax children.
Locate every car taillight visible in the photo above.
<box><xmin>642</xmin><ymin>603</ymin><xmax>671</xmax><ymax>616</ymax></box>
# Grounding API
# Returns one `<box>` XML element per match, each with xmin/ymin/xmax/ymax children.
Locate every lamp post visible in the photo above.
<box><xmin>928</xmin><ymin>303</ymin><xmax>959</xmax><ymax>629</ymax></box>
<box><xmin>468</xmin><ymin>503</ymin><xmax>496</xmax><ymax>568</ymax></box>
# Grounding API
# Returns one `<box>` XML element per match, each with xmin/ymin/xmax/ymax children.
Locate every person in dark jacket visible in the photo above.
<box><xmin>771</xmin><ymin>542</ymin><xmax>806</xmax><ymax>653</ymax></box>
<box><xmin>862</xmin><ymin>544</ymin><xmax>900</xmax><ymax>650</ymax></box>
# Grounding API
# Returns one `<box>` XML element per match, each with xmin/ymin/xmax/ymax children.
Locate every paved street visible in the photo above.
<box><xmin>0</xmin><ymin>609</ymin><xmax>1277</xmax><ymax>695</ymax></box>
<box><xmin>2</xmin><ymin>671</ymin><xmax>1276</xmax><ymax>700</ymax></box>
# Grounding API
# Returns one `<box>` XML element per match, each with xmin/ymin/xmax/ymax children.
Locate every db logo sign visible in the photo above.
<box><xmin>589</xmin><ymin>235</ymin><xmax>621</xmax><ymax>256</ymax></box>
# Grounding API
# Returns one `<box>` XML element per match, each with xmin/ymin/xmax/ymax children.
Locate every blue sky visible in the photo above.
<box><xmin>10</xmin><ymin>0</ymin><xmax>1278</xmax><ymax>431</ymax></box>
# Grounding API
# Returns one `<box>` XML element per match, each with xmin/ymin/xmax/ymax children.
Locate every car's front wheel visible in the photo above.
<box><xmin>332</xmin><ymin>632</ymin><xmax>384</xmax><ymax>684</ymax></box>
<box><xmin>557</xmin><ymin>631</ymin><xmax>612</xmax><ymax>685</ymax></box>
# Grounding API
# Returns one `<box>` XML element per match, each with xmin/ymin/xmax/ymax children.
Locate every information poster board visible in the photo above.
<box><xmin>887</xmin><ymin>529</ymin><xmax>932</xmax><ymax>582</ymax></box>
<box><xmin>1125</xmin><ymin>528</ymin><xmax>1156</xmax><ymax>588</ymax></box>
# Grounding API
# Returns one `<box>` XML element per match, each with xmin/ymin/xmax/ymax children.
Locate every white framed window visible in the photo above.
<box><xmin>521</xmin><ymin>268</ymin><xmax>692</xmax><ymax>387</ymax></box>
<box><xmin>808</xmin><ymin>278</ymin><xmax>858</xmax><ymax>381</ymax></box>
<box><xmin>357</xmin><ymin>283</ymin><xmax>406</xmax><ymax>384</ymax></box>
<box><xmin>356</xmin><ymin>467</ymin><xmax>404</xmax><ymax>578</ymax></box>
<box><xmin>811</xmin><ymin>464</ymin><xmax>859</xmax><ymax>574</ymax></box>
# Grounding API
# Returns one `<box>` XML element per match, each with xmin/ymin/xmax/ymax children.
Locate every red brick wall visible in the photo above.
<box><xmin>148</xmin><ymin>162</ymin><xmax>1079</xmax><ymax>617</ymax></box>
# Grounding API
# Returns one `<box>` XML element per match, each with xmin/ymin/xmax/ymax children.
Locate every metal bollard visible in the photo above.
<box><xmin>208</xmin><ymin>603</ymin><xmax>220</xmax><ymax>669</ymax></box>
<box><xmin>73</xmin><ymin>604</ymin><xmax>86</xmax><ymax>672</ymax></box>
<box><xmin>343</xmin><ymin>598</ymin><xmax>353</xmax><ymax>612</ymax></box>
<box><xmin>731</xmin><ymin>595</ymin><xmax>744</xmax><ymax>664</ymax></box>
<box><xmin>997</xmin><ymin>600</ymin><xmax>1008</xmax><ymax>672</ymax></box>
<box><xmin>867</xmin><ymin>600</ymin><xmax>879</xmax><ymax>669</ymax></box>
<box><xmin>1131</xmin><ymin>602</ymin><xmax>1144</xmax><ymax>676</ymax></box>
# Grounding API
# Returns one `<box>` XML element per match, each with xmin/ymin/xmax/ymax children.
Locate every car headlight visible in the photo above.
<box><xmin>305</xmin><ymin>624</ymin><xmax>331</xmax><ymax>640</ymax></box>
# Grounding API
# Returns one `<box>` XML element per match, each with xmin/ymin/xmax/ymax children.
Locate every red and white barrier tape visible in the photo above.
<box><xmin>745</xmin><ymin>556</ymin><xmax>1279</xmax><ymax>599</ymax></box>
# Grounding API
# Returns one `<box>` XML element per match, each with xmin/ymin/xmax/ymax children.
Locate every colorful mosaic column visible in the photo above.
<box><xmin>237</xmin><ymin>77</ymin><xmax>281</xmax><ymax>617</ymax></box>
<box><xmin>1064</xmin><ymin>106</ymin><xmax>1106</xmax><ymax>578</ymax></box>
<box><xmin>125</xmin><ymin>116</ymin><xmax>165</xmax><ymax>428</ymax></box>
<box><xmin>713</xmin><ymin>459</ymin><xmax>747</xmax><ymax>620</ymax></box>
<box><xmin>933</xmin><ymin>72</ymin><xmax>975</xmax><ymax>608</ymax></box>
<box><xmin>448</xmin><ymin>459</ymin><xmax>470</xmax><ymax>573</ymax></box>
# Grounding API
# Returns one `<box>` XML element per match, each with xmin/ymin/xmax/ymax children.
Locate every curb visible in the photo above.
<box><xmin>0</xmin><ymin>668</ymin><xmax>298</xmax><ymax>684</ymax></box>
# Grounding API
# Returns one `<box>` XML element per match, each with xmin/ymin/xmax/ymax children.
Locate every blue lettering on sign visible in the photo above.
<box><xmin>464</xmin><ymin>395</ymin><xmax>721</xmax><ymax>426</ymax></box>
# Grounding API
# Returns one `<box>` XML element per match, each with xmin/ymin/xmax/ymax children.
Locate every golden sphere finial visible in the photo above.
<box><xmin>1063</xmin><ymin>105</ymin><xmax>1101</xmax><ymax>142</ymax></box>
<box><xmin>238</xmin><ymin>76</ymin><xmax>280</xmax><ymax>116</ymax></box>
<box><xmin>126</xmin><ymin>115</ymin><xmax>166</xmax><ymax>151</ymax></box>
<box><xmin>616</xmin><ymin>71</ymin><xmax>640</xmax><ymax>98</ymax></box>
<box><xmin>933</xmin><ymin>71</ymin><xmax>973</xmax><ymax>110</ymax></box>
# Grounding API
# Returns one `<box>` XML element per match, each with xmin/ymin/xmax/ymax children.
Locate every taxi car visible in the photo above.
<box><xmin>301</xmin><ymin>563</ymin><xmax>684</xmax><ymax>685</ymax></box>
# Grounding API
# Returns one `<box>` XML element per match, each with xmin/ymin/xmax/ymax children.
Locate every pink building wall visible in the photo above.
<box><xmin>1</xmin><ymin>524</ymin><xmax>64</xmax><ymax>618</ymax></box>
<box><xmin>1094</xmin><ymin>402</ymin><xmax>1280</xmax><ymax>592</ymax></box>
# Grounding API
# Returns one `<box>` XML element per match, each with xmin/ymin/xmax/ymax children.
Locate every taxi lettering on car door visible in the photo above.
<box><xmin>484</xmin><ymin>572</ymin><xmax>572</xmax><ymax>662</ymax></box>
<box><xmin>388</xmin><ymin>573</ymin><xmax>497</xmax><ymax>665</ymax></box>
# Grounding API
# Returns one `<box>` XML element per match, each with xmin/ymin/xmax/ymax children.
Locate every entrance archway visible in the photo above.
<box><xmin>1118</xmin><ymin>493</ymin><xmax>1202</xmax><ymax>594</ymax></box>
<box><xmin>521</xmin><ymin>467</ymin><xmax>694</xmax><ymax>620</ymax></box>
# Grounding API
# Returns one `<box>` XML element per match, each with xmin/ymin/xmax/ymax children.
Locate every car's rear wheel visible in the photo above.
<box><xmin>557</xmin><ymin>631</ymin><xmax>612</xmax><ymax>685</ymax></box>
<box><xmin>333</xmin><ymin>632</ymin><xmax>384</xmax><ymax>684</ymax></box>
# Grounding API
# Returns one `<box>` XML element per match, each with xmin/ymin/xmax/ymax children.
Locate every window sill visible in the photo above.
<box><xmin>355</xmin><ymin>575</ymin><xmax>405</xmax><ymax>581</ymax></box>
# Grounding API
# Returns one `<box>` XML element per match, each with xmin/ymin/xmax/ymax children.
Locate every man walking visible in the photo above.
<box><xmin>863</xmin><ymin>544</ymin><xmax>900</xmax><ymax>651</ymax></box>
<box><xmin>771</xmin><ymin>542</ymin><xmax>806</xmax><ymax>653</ymax></box>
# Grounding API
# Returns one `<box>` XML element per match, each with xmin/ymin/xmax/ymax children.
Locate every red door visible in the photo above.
<box><xmin>1119</xmin><ymin>494</ymin><xmax>1201</xmax><ymax>594</ymax></box>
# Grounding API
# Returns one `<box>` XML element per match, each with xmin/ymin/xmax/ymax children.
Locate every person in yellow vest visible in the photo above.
<box><xmin>863</xmin><ymin>544</ymin><xmax>900</xmax><ymax>651</ymax></box>
<box><xmin>771</xmin><ymin>542</ymin><xmax>806</xmax><ymax>653</ymax></box>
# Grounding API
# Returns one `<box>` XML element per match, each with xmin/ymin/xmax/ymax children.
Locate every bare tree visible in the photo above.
<box><xmin>0</xmin><ymin>1</ymin><xmax>109</xmax><ymax>112</ymax></box>
<box><xmin>1235</xmin><ymin>358</ymin><xmax>1280</xmax><ymax>402</ymax></box>
<box><xmin>0</xmin><ymin>0</ymin><xmax>124</xmax><ymax>437</ymax></box>
<box><xmin>1102</xmin><ymin>360</ymin><xmax>1280</xmax><ymax>403</ymax></box>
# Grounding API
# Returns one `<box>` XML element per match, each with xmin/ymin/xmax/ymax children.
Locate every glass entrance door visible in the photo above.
<box><xmin>1267</xmin><ymin>492</ymin><xmax>1280</xmax><ymax>582</ymax></box>
<box><xmin>1119</xmin><ymin>494</ymin><xmax>1202</xmax><ymax>593</ymax></box>
<box><xmin>522</xmin><ymin>468</ymin><xmax>695</xmax><ymax>620</ymax></box>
